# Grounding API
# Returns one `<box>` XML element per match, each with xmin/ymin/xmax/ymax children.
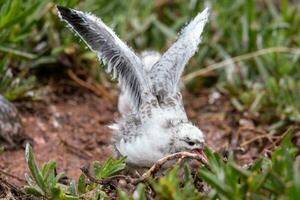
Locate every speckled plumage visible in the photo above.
<box><xmin>57</xmin><ymin>6</ymin><xmax>209</xmax><ymax>167</ymax></box>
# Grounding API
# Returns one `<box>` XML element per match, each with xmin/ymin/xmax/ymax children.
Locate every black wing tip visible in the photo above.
<box><xmin>56</xmin><ymin>5</ymin><xmax>78</xmax><ymax>21</ymax></box>
<box><xmin>56</xmin><ymin>5</ymin><xmax>71</xmax><ymax>14</ymax></box>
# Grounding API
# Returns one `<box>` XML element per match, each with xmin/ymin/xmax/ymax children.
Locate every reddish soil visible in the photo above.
<box><xmin>0</xmin><ymin>82</ymin><xmax>117</xmax><ymax>185</ymax></box>
<box><xmin>0</xmin><ymin>80</ymin><xmax>268</xmax><ymax>186</ymax></box>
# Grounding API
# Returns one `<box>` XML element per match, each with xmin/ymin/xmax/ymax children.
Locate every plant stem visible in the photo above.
<box><xmin>183</xmin><ymin>47</ymin><xmax>299</xmax><ymax>83</ymax></box>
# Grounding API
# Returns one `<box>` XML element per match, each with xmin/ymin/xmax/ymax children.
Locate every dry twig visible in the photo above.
<box><xmin>183</xmin><ymin>47</ymin><xmax>299</xmax><ymax>83</ymax></box>
<box><xmin>0</xmin><ymin>169</ymin><xmax>26</xmax><ymax>183</ymax></box>
<box><xmin>260</xmin><ymin>130</ymin><xmax>291</xmax><ymax>155</ymax></box>
<box><xmin>81</xmin><ymin>152</ymin><xmax>208</xmax><ymax>185</ymax></box>
<box><xmin>241</xmin><ymin>134</ymin><xmax>276</xmax><ymax>147</ymax></box>
<box><xmin>67</xmin><ymin>69</ymin><xmax>115</xmax><ymax>102</ymax></box>
<box><xmin>135</xmin><ymin>152</ymin><xmax>207</xmax><ymax>184</ymax></box>
<box><xmin>58</xmin><ymin>135</ymin><xmax>92</xmax><ymax>160</ymax></box>
<box><xmin>81</xmin><ymin>164</ymin><xmax>133</xmax><ymax>185</ymax></box>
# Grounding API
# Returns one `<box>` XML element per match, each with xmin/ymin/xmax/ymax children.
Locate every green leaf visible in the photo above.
<box><xmin>93</xmin><ymin>157</ymin><xmax>126</xmax><ymax>178</ymax></box>
<box><xmin>47</xmin><ymin>169</ymin><xmax>57</xmax><ymax>191</ymax></box>
<box><xmin>25</xmin><ymin>186</ymin><xmax>44</xmax><ymax>197</ymax></box>
<box><xmin>25</xmin><ymin>173</ymin><xmax>34</xmax><ymax>186</ymax></box>
<box><xmin>118</xmin><ymin>190</ymin><xmax>132</xmax><ymax>200</ymax></box>
<box><xmin>77</xmin><ymin>174</ymin><xmax>86</xmax><ymax>194</ymax></box>
<box><xmin>69</xmin><ymin>180</ymin><xmax>77</xmax><ymax>196</ymax></box>
<box><xmin>133</xmin><ymin>184</ymin><xmax>147</xmax><ymax>200</ymax></box>
<box><xmin>204</xmin><ymin>147</ymin><xmax>223</xmax><ymax>174</ymax></box>
<box><xmin>229</xmin><ymin>163</ymin><xmax>251</xmax><ymax>177</ymax></box>
<box><xmin>64</xmin><ymin>195</ymin><xmax>80</xmax><ymax>200</ymax></box>
<box><xmin>93</xmin><ymin>161</ymin><xmax>102</xmax><ymax>178</ymax></box>
<box><xmin>198</xmin><ymin>169</ymin><xmax>232</xmax><ymax>198</ymax></box>
<box><xmin>41</xmin><ymin>160</ymin><xmax>56</xmax><ymax>181</ymax></box>
<box><xmin>288</xmin><ymin>159</ymin><xmax>300</xmax><ymax>199</ymax></box>
<box><xmin>183</xmin><ymin>164</ymin><xmax>193</xmax><ymax>183</ymax></box>
<box><xmin>50</xmin><ymin>187</ymin><xmax>64</xmax><ymax>200</ymax></box>
<box><xmin>25</xmin><ymin>143</ymin><xmax>47</xmax><ymax>195</ymax></box>
<box><xmin>0</xmin><ymin>2</ymin><xmax>40</xmax><ymax>31</ymax></box>
<box><xmin>151</xmin><ymin>166</ymin><xmax>180</xmax><ymax>199</ymax></box>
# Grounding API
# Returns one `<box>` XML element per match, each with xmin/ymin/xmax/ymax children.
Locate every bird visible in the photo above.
<box><xmin>57</xmin><ymin>6</ymin><xmax>209</xmax><ymax>167</ymax></box>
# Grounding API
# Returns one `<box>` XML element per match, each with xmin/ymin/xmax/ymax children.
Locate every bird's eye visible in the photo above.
<box><xmin>187</xmin><ymin>141</ymin><xmax>195</xmax><ymax>146</ymax></box>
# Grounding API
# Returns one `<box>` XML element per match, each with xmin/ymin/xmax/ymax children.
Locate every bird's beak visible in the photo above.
<box><xmin>192</xmin><ymin>148</ymin><xmax>208</xmax><ymax>164</ymax></box>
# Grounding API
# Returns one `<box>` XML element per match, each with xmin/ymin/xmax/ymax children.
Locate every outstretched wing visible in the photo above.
<box><xmin>57</xmin><ymin>6</ymin><xmax>150</xmax><ymax>111</ymax></box>
<box><xmin>149</xmin><ymin>8</ymin><xmax>209</xmax><ymax>100</ymax></box>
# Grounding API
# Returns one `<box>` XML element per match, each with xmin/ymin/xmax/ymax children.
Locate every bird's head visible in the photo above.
<box><xmin>165</xmin><ymin>121</ymin><xmax>205</xmax><ymax>157</ymax></box>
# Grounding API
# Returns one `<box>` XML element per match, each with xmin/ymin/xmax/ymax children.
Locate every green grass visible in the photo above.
<box><xmin>25</xmin><ymin>143</ymin><xmax>126</xmax><ymax>199</ymax></box>
<box><xmin>1</xmin><ymin>0</ymin><xmax>300</xmax><ymax>125</ymax></box>
<box><xmin>25</xmin><ymin>130</ymin><xmax>300</xmax><ymax>199</ymax></box>
<box><xmin>1</xmin><ymin>0</ymin><xmax>300</xmax><ymax>198</ymax></box>
<box><xmin>84</xmin><ymin>0</ymin><xmax>300</xmax><ymax>126</ymax></box>
<box><xmin>0</xmin><ymin>0</ymin><xmax>40</xmax><ymax>100</ymax></box>
<box><xmin>0</xmin><ymin>0</ymin><xmax>82</xmax><ymax>100</ymax></box>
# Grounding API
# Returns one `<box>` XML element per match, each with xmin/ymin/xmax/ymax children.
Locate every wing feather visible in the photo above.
<box><xmin>150</xmin><ymin>8</ymin><xmax>209</xmax><ymax>99</ymax></box>
<box><xmin>57</xmin><ymin>6</ymin><xmax>150</xmax><ymax>110</ymax></box>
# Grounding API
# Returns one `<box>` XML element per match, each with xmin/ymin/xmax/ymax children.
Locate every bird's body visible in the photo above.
<box><xmin>112</xmin><ymin>104</ymin><xmax>185</xmax><ymax>166</ymax></box>
<box><xmin>118</xmin><ymin>51</ymin><xmax>161</xmax><ymax>116</ymax></box>
<box><xmin>57</xmin><ymin>6</ymin><xmax>209</xmax><ymax>167</ymax></box>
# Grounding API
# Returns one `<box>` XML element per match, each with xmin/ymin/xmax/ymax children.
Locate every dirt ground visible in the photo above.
<box><xmin>0</xmin><ymin>79</ymin><xmax>275</xmax><ymax>188</ymax></box>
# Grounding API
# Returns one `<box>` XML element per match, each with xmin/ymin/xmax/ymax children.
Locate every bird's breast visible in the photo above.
<box><xmin>116</xmin><ymin>133</ymin><xmax>169</xmax><ymax>167</ymax></box>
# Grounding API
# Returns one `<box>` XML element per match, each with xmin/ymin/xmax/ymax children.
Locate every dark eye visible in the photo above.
<box><xmin>187</xmin><ymin>141</ymin><xmax>195</xmax><ymax>146</ymax></box>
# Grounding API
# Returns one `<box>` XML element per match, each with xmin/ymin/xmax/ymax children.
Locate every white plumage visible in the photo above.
<box><xmin>57</xmin><ymin>6</ymin><xmax>209</xmax><ymax>167</ymax></box>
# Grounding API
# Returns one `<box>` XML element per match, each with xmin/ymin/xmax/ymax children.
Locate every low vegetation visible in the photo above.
<box><xmin>1</xmin><ymin>0</ymin><xmax>300</xmax><ymax>125</ymax></box>
<box><xmin>25</xmin><ymin>130</ymin><xmax>299</xmax><ymax>199</ymax></box>
<box><xmin>1</xmin><ymin>0</ymin><xmax>300</xmax><ymax>199</ymax></box>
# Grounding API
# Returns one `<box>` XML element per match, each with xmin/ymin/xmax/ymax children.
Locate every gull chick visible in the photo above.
<box><xmin>57</xmin><ymin>6</ymin><xmax>209</xmax><ymax>167</ymax></box>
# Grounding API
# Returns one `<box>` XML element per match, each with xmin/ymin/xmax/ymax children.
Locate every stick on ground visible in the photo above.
<box><xmin>81</xmin><ymin>151</ymin><xmax>208</xmax><ymax>185</ymax></box>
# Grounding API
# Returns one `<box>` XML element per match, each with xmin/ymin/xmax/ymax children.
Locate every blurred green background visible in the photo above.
<box><xmin>1</xmin><ymin>1</ymin><xmax>300</xmax><ymax>199</ymax></box>
<box><xmin>1</xmin><ymin>0</ymin><xmax>300</xmax><ymax>127</ymax></box>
